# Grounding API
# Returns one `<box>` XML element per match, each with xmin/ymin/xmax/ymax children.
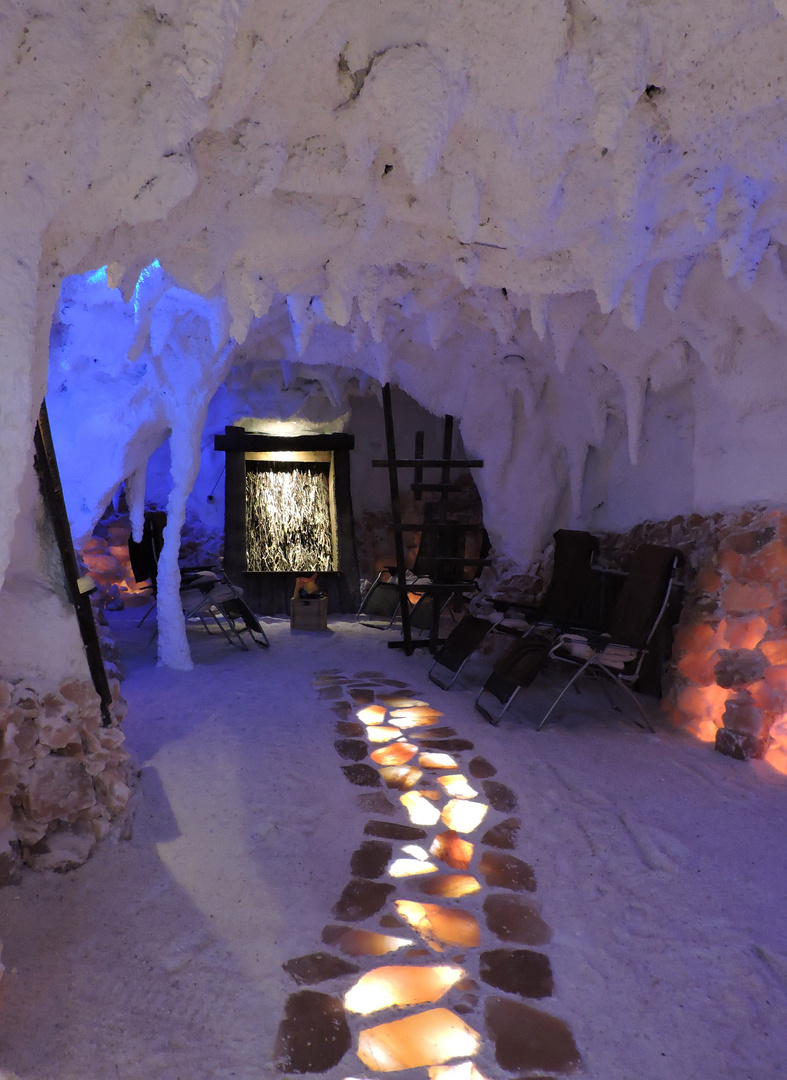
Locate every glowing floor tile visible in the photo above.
<box><xmin>419</xmin><ymin>753</ymin><xmax>458</xmax><ymax>769</ymax></box>
<box><xmin>400</xmin><ymin>844</ymin><xmax>429</xmax><ymax>860</ymax></box>
<box><xmin>388</xmin><ymin>858</ymin><xmax>438</xmax><ymax>877</ymax></box>
<box><xmin>441</xmin><ymin>800</ymin><xmax>488</xmax><ymax>834</ymax></box>
<box><xmin>437</xmin><ymin>775</ymin><xmax>478</xmax><ymax>799</ymax></box>
<box><xmin>430</xmin><ymin>831</ymin><xmax>474</xmax><ymax>871</ymax></box>
<box><xmin>429</xmin><ymin>1063</ymin><xmax>490</xmax><ymax>1080</ymax></box>
<box><xmin>418</xmin><ymin>874</ymin><xmax>481</xmax><ymax>899</ymax></box>
<box><xmin>379</xmin><ymin>766</ymin><xmax>422</xmax><ymax>790</ymax></box>
<box><xmin>389</xmin><ymin>709</ymin><xmax>442</xmax><ymax>728</ymax></box>
<box><xmin>357</xmin><ymin>1008</ymin><xmax>480</xmax><ymax>1072</ymax></box>
<box><xmin>394</xmin><ymin>901</ymin><xmax>481</xmax><ymax>951</ymax></box>
<box><xmin>358</xmin><ymin>705</ymin><xmax>387</xmax><ymax>725</ymax></box>
<box><xmin>345</xmin><ymin>965</ymin><xmax>464</xmax><ymax>1014</ymax></box>
<box><xmin>370</xmin><ymin>742</ymin><xmax>418</xmax><ymax>766</ymax></box>
<box><xmin>334</xmin><ymin>929</ymin><xmax>413</xmax><ymax>957</ymax></box>
<box><xmin>400</xmin><ymin>791</ymin><xmax>442</xmax><ymax>826</ymax></box>
<box><xmin>366</xmin><ymin>726</ymin><xmax>402</xmax><ymax>744</ymax></box>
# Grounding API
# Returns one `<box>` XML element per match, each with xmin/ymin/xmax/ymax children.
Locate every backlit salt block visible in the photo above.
<box><xmin>430</xmin><ymin>831</ymin><xmax>473</xmax><ymax>871</ymax></box>
<box><xmin>400</xmin><ymin>791</ymin><xmax>442</xmax><ymax>826</ymax></box>
<box><xmin>389</xmin><ymin>858</ymin><xmax>438</xmax><ymax>877</ymax></box>
<box><xmin>335</xmin><ymin>929</ymin><xmax>413</xmax><ymax>957</ymax></box>
<box><xmin>760</xmin><ymin>639</ymin><xmax>787</xmax><ymax>665</ymax></box>
<box><xmin>371</xmin><ymin>742</ymin><xmax>418</xmax><ymax>766</ymax></box>
<box><xmin>345</xmin><ymin>965</ymin><xmax>464</xmax><ymax>1014</ymax></box>
<box><xmin>437</xmin><ymin>774</ymin><xmax>478</xmax><ymax>799</ymax></box>
<box><xmin>358</xmin><ymin>705</ymin><xmax>387</xmax><ymax>725</ymax></box>
<box><xmin>367</xmin><ymin>726</ymin><xmax>404</xmax><ymax>744</ymax></box>
<box><xmin>723</xmin><ymin>615</ymin><xmax>768</xmax><ymax>651</ymax></box>
<box><xmin>379</xmin><ymin>766</ymin><xmax>422</xmax><ymax>790</ymax></box>
<box><xmin>429</xmin><ymin>1063</ymin><xmax>490</xmax><ymax>1080</ymax></box>
<box><xmin>394</xmin><ymin>901</ymin><xmax>481</xmax><ymax>950</ymax></box>
<box><xmin>418</xmin><ymin>874</ymin><xmax>481</xmax><ymax>898</ymax></box>
<box><xmin>441</xmin><ymin>800</ymin><xmax>488</xmax><ymax>833</ymax></box>
<box><xmin>389</xmin><ymin>708</ymin><xmax>443</xmax><ymax>728</ymax></box>
<box><xmin>357</xmin><ymin>1008</ymin><xmax>480</xmax><ymax>1071</ymax></box>
<box><xmin>419</xmin><ymin>753</ymin><xmax>458</xmax><ymax>769</ymax></box>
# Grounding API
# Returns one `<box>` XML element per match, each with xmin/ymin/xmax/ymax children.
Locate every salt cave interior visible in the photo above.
<box><xmin>2</xmin><ymin>2</ymin><xmax>787</xmax><ymax>1078</ymax></box>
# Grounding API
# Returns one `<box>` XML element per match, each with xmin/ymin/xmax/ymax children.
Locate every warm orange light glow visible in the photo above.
<box><xmin>441</xmin><ymin>799</ymin><xmax>488</xmax><ymax>833</ymax></box>
<box><xmin>429</xmin><ymin>1063</ymin><xmax>491</xmax><ymax>1080</ymax></box>
<box><xmin>418</xmin><ymin>874</ymin><xmax>481</xmax><ymax>898</ymax></box>
<box><xmin>335</xmin><ymin>929</ymin><xmax>413</xmax><ymax>957</ymax></box>
<box><xmin>760</xmin><ymin>639</ymin><xmax>787</xmax><ymax>665</ymax></box>
<box><xmin>723</xmin><ymin>615</ymin><xmax>768</xmax><ymax>650</ymax></box>
<box><xmin>358</xmin><ymin>705</ymin><xmax>387</xmax><ymax>725</ymax></box>
<box><xmin>394</xmin><ymin>901</ymin><xmax>481</xmax><ymax>951</ymax></box>
<box><xmin>671</xmin><ymin>684</ymin><xmax>728</xmax><ymax>739</ymax></box>
<box><xmin>430</xmin><ymin>831</ymin><xmax>474</xmax><ymax>870</ymax></box>
<box><xmin>436</xmin><ymin>774</ymin><xmax>478</xmax><ymax>799</ymax></box>
<box><xmin>367</xmin><ymin>726</ymin><xmax>405</xmax><ymax>743</ymax></box>
<box><xmin>357</xmin><ymin>1008</ymin><xmax>480</xmax><ymax>1072</ymax></box>
<box><xmin>344</xmin><ymin>965</ymin><xmax>464</xmax><ymax>1014</ymax></box>
<box><xmin>389</xmin><ymin>708</ymin><xmax>442</xmax><ymax>729</ymax></box>
<box><xmin>379</xmin><ymin>765</ymin><xmax>423</xmax><ymax>790</ymax></box>
<box><xmin>419</xmin><ymin>753</ymin><xmax>458</xmax><ymax>769</ymax></box>
<box><xmin>371</xmin><ymin>742</ymin><xmax>419</xmax><ymax>766</ymax></box>
<box><xmin>388</xmin><ymin>858</ymin><xmax>438</xmax><ymax>877</ymax></box>
<box><xmin>400</xmin><ymin>791</ymin><xmax>442</xmax><ymax>825</ymax></box>
<box><xmin>765</xmin><ymin>714</ymin><xmax>787</xmax><ymax>775</ymax></box>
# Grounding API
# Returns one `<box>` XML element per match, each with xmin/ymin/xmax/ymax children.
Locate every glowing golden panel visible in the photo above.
<box><xmin>419</xmin><ymin>874</ymin><xmax>481</xmax><ymax>898</ymax></box>
<box><xmin>429</xmin><ymin>1063</ymin><xmax>490</xmax><ymax>1080</ymax></box>
<box><xmin>400</xmin><ymin>791</ymin><xmax>442</xmax><ymax>826</ymax></box>
<box><xmin>441</xmin><ymin>800</ymin><xmax>488</xmax><ymax>834</ymax></box>
<box><xmin>389</xmin><ymin>708</ymin><xmax>442</xmax><ymax>729</ymax></box>
<box><xmin>335</xmin><ymin>929</ymin><xmax>413</xmax><ymax>957</ymax></box>
<box><xmin>344</xmin><ymin>965</ymin><xmax>464</xmax><ymax>1014</ymax></box>
<box><xmin>430</xmin><ymin>831</ymin><xmax>474</xmax><ymax>871</ymax></box>
<box><xmin>357</xmin><ymin>1008</ymin><xmax>480</xmax><ymax>1072</ymax></box>
<box><xmin>419</xmin><ymin>753</ymin><xmax>458</xmax><ymax>769</ymax></box>
<box><xmin>436</xmin><ymin>774</ymin><xmax>478</xmax><ymax>799</ymax></box>
<box><xmin>394</xmin><ymin>901</ymin><xmax>481</xmax><ymax>951</ymax></box>
<box><xmin>371</xmin><ymin>742</ymin><xmax>418</xmax><ymax>766</ymax></box>
<box><xmin>357</xmin><ymin>705</ymin><xmax>387</xmax><ymax>725</ymax></box>
<box><xmin>379</xmin><ymin>765</ymin><xmax>423</xmax><ymax>790</ymax></box>
<box><xmin>367</xmin><ymin>726</ymin><xmax>404</xmax><ymax>744</ymax></box>
<box><xmin>389</xmin><ymin>858</ymin><xmax>438</xmax><ymax>877</ymax></box>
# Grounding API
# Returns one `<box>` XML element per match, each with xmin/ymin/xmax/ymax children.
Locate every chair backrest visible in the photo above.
<box><xmin>412</xmin><ymin>520</ymin><xmax>468</xmax><ymax>583</ymax></box>
<box><xmin>128</xmin><ymin>511</ymin><xmax>167</xmax><ymax>584</ymax></box>
<box><xmin>540</xmin><ymin>529</ymin><xmax>600</xmax><ymax>623</ymax></box>
<box><xmin>606</xmin><ymin>544</ymin><xmax>681</xmax><ymax>648</ymax></box>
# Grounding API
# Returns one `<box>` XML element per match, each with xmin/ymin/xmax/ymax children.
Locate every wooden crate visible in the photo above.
<box><xmin>290</xmin><ymin>594</ymin><xmax>329</xmax><ymax>631</ymax></box>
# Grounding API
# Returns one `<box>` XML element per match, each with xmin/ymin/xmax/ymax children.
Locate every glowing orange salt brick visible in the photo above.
<box><xmin>692</xmin><ymin>717</ymin><xmax>721</xmax><ymax>742</ymax></box>
<box><xmin>358</xmin><ymin>705</ymin><xmax>387</xmax><ymax>725</ymax></box>
<box><xmin>344</xmin><ymin>965</ymin><xmax>464</xmax><ymax>1015</ymax></box>
<box><xmin>335</xmin><ymin>929</ymin><xmax>413</xmax><ymax>957</ymax></box>
<box><xmin>717</xmin><ymin>548</ymin><xmax>745</xmax><ymax>577</ymax></box>
<box><xmin>760</xmin><ymin>638</ymin><xmax>787</xmax><ymax>665</ymax></box>
<box><xmin>400</xmin><ymin>791</ymin><xmax>442</xmax><ymax>826</ymax></box>
<box><xmin>389</xmin><ymin>858</ymin><xmax>438</xmax><ymax>877</ymax></box>
<box><xmin>441</xmin><ymin>799</ymin><xmax>488</xmax><ymax>833</ymax></box>
<box><xmin>429</xmin><ymin>1063</ymin><xmax>491</xmax><ymax>1080</ymax></box>
<box><xmin>746</xmin><ymin>541</ymin><xmax>787</xmax><ymax>584</ymax></box>
<box><xmin>672</xmin><ymin>684</ymin><xmax>728</xmax><ymax>739</ymax></box>
<box><xmin>723</xmin><ymin>615</ymin><xmax>768</xmax><ymax>650</ymax></box>
<box><xmin>389</xmin><ymin>708</ymin><xmax>442</xmax><ymax>729</ymax></box>
<box><xmin>419</xmin><ymin>752</ymin><xmax>458</xmax><ymax>769</ymax></box>
<box><xmin>394</xmin><ymin>900</ymin><xmax>481</xmax><ymax>950</ymax></box>
<box><xmin>371</xmin><ymin>742</ymin><xmax>418</xmax><ymax>766</ymax></box>
<box><xmin>437</xmin><ymin>774</ymin><xmax>478</xmax><ymax>799</ymax></box>
<box><xmin>764</xmin><ymin>665</ymin><xmax>787</xmax><ymax>694</ymax></box>
<box><xmin>764</xmin><ymin>738</ymin><xmax>787</xmax><ymax>776</ymax></box>
<box><xmin>366</xmin><ymin>726</ymin><xmax>404</xmax><ymax>744</ymax></box>
<box><xmin>379</xmin><ymin>765</ymin><xmax>422</xmax><ymax>790</ymax></box>
<box><xmin>430</xmin><ymin>831</ymin><xmax>474</xmax><ymax>870</ymax></box>
<box><xmin>419</xmin><ymin>874</ymin><xmax>481</xmax><ymax>898</ymax></box>
<box><xmin>676</xmin><ymin>649</ymin><xmax>719</xmax><ymax>686</ymax></box>
<box><xmin>357</xmin><ymin>1008</ymin><xmax>480</xmax><ymax>1072</ymax></box>
<box><xmin>721</xmin><ymin>582</ymin><xmax>773</xmax><ymax>614</ymax></box>
<box><xmin>768</xmin><ymin>601</ymin><xmax>787</xmax><ymax>631</ymax></box>
<box><xmin>694</xmin><ymin>565</ymin><xmax>722</xmax><ymax>596</ymax></box>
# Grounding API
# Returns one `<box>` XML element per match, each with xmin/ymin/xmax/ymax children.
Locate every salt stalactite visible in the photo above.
<box><xmin>567</xmin><ymin>441</ymin><xmax>590</xmax><ymax>517</ymax></box>
<box><xmin>286</xmin><ymin>294</ymin><xmax>316</xmax><ymax>356</ymax></box>
<box><xmin>717</xmin><ymin>176</ymin><xmax>766</xmax><ymax>279</ymax></box>
<box><xmin>661</xmin><ymin>257</ymin><xmax>694</xmax><ymax>311</ymax></box>
<box><xmin>687</xmin><ymin>166</ymin><xmax>728</xmax><ymax>235</ymax></box>
<box><xmin>453</xmin><ymin>249</ymin><xmax>479</xmax><ymax>289</ymax></box>
<box><xmin>449</xmin><ymin>168</ymin><xmax>482</xmax><ymax>244</ymax></box>
<box><xmin>620</xmin><ymin>371</ymin><xmax>647</xmax><ymax>467</ymax></box>
<box><xmin>619</xmin><ymin>264</ymin><xmax>653</xmax><ymax>331</ymax></box>
<box><xmin>529</xmin><ymin>295</ymin><xmax>551</xmax><ymax>341</ymax></box>
<box><xmin>586</xmin><ymin>12</ymin><xmax>648</xmax><ymax>152</ymax></box>
<box><xmin>736</xmin><ymin>231</ymin><xmax>771</xmax><ymax>290</ymax></box>
<box><xmin>177</xmin><ymin>0</ymin><xmax>247</xmax><ymax>100</ymax></box>
<box><xmin>124</xmin><ymin>468</ymin><xmax>147</xmax><ymax>545</ymax></box>
<box><xmin>362</xmin><ymin>44</ymin><xmax>467</xmax><ymax>185</ymax></box>
<box><xmin>549</xmin><ymin>293</ymin><xmax>594</xmax><ymax>374</ymax></box>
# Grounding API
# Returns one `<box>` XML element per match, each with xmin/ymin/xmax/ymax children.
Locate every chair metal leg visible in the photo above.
<box><xmin>536</xmin><ymin>656</ymin><xmax>595</xmax><ymax>730</ymax></box>
<box><xmin>602</xmin><ymin>671</ymin><xmax>655</xmax><ymax>732</ymax></box>
<box><xmin>475</xmin><ymin>684</ymin><xmax>521</xmax><ymax>726</ymax></box>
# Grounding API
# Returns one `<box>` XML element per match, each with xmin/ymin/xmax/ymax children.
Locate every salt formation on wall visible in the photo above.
<box><xmin>5</xmin><ymin>0</ymin><xmax>787</xmax><ymax>671</ymax></box>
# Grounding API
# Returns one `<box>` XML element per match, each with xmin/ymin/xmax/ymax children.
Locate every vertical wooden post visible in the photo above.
<box><xmin>382</xmin><ymin>384</ymin><xmax>414</xmax><ymax>654</ymax></box>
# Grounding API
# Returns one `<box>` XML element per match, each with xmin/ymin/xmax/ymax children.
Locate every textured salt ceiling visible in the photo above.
<box><xmin>5</xmin><ymin>0</ymin><xmax>787</xmax><ymax>596</ymax></box>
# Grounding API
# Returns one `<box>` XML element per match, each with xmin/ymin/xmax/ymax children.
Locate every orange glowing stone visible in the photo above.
<box><xmin>335</xmin><ymin>929</ymin><xmax>413</xmax><ymax>957</ymax></box>
<box><xmin>389</xmin><ymin>858</ymin><xmax>438</xmax><ymax>877</ymax></box>
<box><xmin>358</xmin><ymin>705</ymin><xmax>387</xmax><ymax>725</ymax></box>
<box><xmin>436</xmin><ymin>774</ymin><xmax>478</xmax><ymax>799</ymax></box>
<box><xmin>394</xmin><ymin>901</ymin><xmax>481</xmax><ymax>951</ymax></box>
<box><xmin>379</xmin><ymin>766</ymin><xmax>422</xmax><ymax>790</ymax></box>
<box><xmin>418</xmin><ymin>874</ymin><xmax>481</xmax><ymax>898</ymax></box>
<box><xmin>389</xmin><ymin>708</ymin><xmax>443</xmax><ymax>728</ymax></box>
<box><xmin>441</xmin><ymin>799</ymin><xmax>488</xmax><ymax>833</ymax></box>
<box><xmin>419</xmin><ymin>753</ymin><xmax>458</xmax><ymax>769</ymax></box>
<box><xmin>400</xmin><ymin>791</ymin><xmax>442</xmax><ymax>826</ymax></box>
<box><xmin>367</xmin><ymin>726</ymin><xmax>404</xmax><ymax>744</ymax></box>
<box><xmin>371</xmin><ymin>742</ymin><xmax>419</xmax><ymax>766</ymax></box>
<box><xmin>723</xmin><ymin>615</ymin><xmax>768</xmax><ymax>650</ymax></box>
<box><xmin>760</xmin><ymin>639</ymin><xmax>787</xmax><ymax>665</ymax></box>
<box><xmin>430</xmin><ymin>831</ymin><xmax>474</xmax><ymax>871</ymax></box>
<box><xmin>344</xmin><ymin>965</ymin><xmax>464</xmax><ymax>1015</ymax></box>
<box><xmin>357</xmin><ymin>1008</ymin><xmax>480</xmax><ymax>1071</ymax></box>
<box><xmin>429</xmin><ymin>1063</ymin><xmax>491</xmax><ymax>1080</ymax></box>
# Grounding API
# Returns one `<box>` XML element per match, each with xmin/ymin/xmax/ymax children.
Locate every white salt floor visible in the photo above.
<box><xmin>0</xmin><ymin>611</ymin><xmax>786</xmax><ymax>1079</ymax></box>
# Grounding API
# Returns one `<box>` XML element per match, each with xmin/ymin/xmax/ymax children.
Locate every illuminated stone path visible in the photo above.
<box><xmin>274</xmin><ymin>671</ymin><xmax>581</xmax><ymax>1078</ymax></box>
